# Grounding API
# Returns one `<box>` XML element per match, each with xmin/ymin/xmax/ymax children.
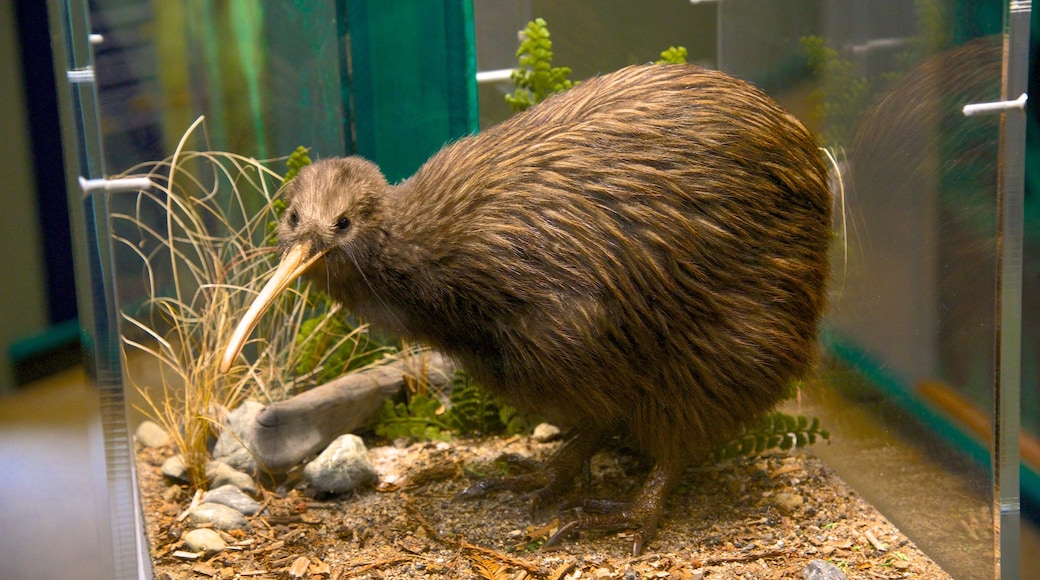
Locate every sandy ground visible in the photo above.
<box><xmin>138</xmin><ymin>431</ymin><xmax>953</xmax><ymax>580</ymax></box>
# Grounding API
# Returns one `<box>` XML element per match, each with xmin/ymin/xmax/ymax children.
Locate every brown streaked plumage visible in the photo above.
<box><xmin>222</xmin><ymin>64</ymin><xmax>831</xmax><ymax>554</ymax></box>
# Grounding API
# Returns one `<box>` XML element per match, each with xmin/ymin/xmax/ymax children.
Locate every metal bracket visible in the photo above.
<box><xmin>962</xmin><ymin>93</ymin><xmax>1028</xmax><ymax>117</ymax></box>
<box><xmin>66</xmin><ymin>66</ymin><xmax>95</xmax><ymax>84</ymax></box>
<box><xmin>78</xmin><ymin>176</ymin><xmax>155</xmax><ymax>197</ymax></box>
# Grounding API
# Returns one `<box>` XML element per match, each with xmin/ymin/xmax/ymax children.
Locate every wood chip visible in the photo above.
<box><xmin>548</xmin><ymin>562</ymin><xmax>576</xmax><ymax>580</ymax></box>
<box><xmin>176</xmin><ymin>488</ymin><xmax>203</xmax><ymax>523</ymax></box>
<box><xmin>394</xmin><ymin>533</ymin><xmax>428</xmax><ymax>554</ymax></box>
<box><xmin>864</xmin><ymin>529</ymin><xmax>888</xmax><ymax>551</ymax></box>
<box><xmin>192</xmin><ymin>563</ymin><xmax>218</xmax><ymax>577</ymax></box>
<box><xmin>769</xmin><ymin>464</ymin><xmax>804</xmax><ymax>478</ymax></box>
<box><xmin>312</xmin><ymin>559</ymin><xmax>332</xmax><ymax>575</ymax></box>
<box><xmin>288</xmin><ymin>555</ymin><xmax>310</xmax><ymax>578</ymax></box>
<box><xmin>171</xmin><ymin>550</ymin><xmax>201</xmax><ymax>560</ymax></box>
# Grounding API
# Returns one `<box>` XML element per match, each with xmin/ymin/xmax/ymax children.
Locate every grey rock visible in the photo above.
<box><xmin>531</xmin><ymin>422</ymin><xmax>562</xmax><ymax>442</ymax></box>
<box><xmin>187</xmin><ymin>502</ymin><xmax>250</xmax><ymax>531</ymax></box>
<box><xmin>135</xmin><ymin>420</ymin><xmax>171</xmax><ymax>448</ymax></box>
<box><xmin>206</xmin><ymin>461</ymin><xmax>258</xmax><ymax>495</ymax></box>
<box><xmin>161</xmin><ymin>454</ymin><xmax>188</xmax><ymax>482</ymax></box>
<box><xmin>182</xmin><ymin>528</ymin><xmax>226</xmax><ymax>557</ymax></box>
<box><xmin>202</xmin><ymin>485</ymin><xmax>262</xmax><ymax>516</ymax></box>
<box><xmin>303</xmin><ymin>434</ymin><xmax>378</xmax><ymax>493</ymax></box>
<box><xmin>804</xmin><ymin>559</ymin><xmax>846</xmax><ymax>580</ymax></box>
<box><xmin>163</xmin><ymin>456</ymin><xmax>259</xmax><ymax>495</ymax></box>
<box><xmin>213</xmin><ymin>401</ymin><xmax>264</xmax><ymax>472</ymax></box>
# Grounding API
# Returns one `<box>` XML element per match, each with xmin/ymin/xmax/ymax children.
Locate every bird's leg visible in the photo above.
<box><xmin>545</xmin><ymin>458</ymin><xmax>684</xmax><ymax>556</ymax></box>
<box><xmin>456</xmin><ymin>428</ymin><xmax>605</xmax><ymax>507</ymax></box>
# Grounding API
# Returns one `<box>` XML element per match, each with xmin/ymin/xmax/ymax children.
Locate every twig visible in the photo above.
<box><xmin>864</xmin><ymin>529</ymin><xmax>887</xmax><ymax>551</ymax></box>
<box><xmin>341</xmin><ymin>556</ymin><xmax>417</xmax><ymax>577</ymax></box>
<box><xmin>698</xmin><ymin>549</ymin><xmax>786</xmax><ymax>567</ymax></box>
<box><xmin>176</xmin><ymin>488</ymin><xmax>204</xmax><ymax>522</ymax></box>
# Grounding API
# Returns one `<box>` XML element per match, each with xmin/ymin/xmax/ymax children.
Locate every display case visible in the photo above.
<box><xmin>46</xmin><ymin>0</ymin><xmax>1032</xmax><ymax>577</ymax></box>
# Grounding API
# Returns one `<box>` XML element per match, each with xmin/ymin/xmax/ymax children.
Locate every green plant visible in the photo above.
<box><xmin>801</xmin><ymin>1</ymin><xmax>951</xmax><ymax>148</ymax></box>
<box><xmin>282</xmin><ymin>145</ymin><xmax>312</xmax><ymax>184</ymax></box>
<box><xmin>712</xmin><ymin>412</ymin><xmax>830</xmax><ymax>462</ymax></box>
<box><xmin>265</xmin><ymin>146</ymin><xmax>310</xmax><ymax>245</ymax></box>
<box><xmin>505</xmin><ymin>18</ymin><xmax>574</xmax><ymax>112</ymax></box>
<box><xmin>371</xmin><ymin>391</ymin><xmax>454</xmax><ymax>442</ymax></box>
<box><xmin>800</xmin><ymin>36</ymin><xmax>874</xmax><ymax>147</ymax></box>
<box><xmin>293</xmin><ymin>299</ymin><xmax>394</xmax><ymax>385</ymax></box>
<box><xmin>118</xmin><ymin>118</ymin><xmax>383</xmax><ymax>489</ymax></box>
<box><xmin>371</xmin><ymin>369</ymin><xmax>538</xmax><ymax>442</ymax></box>
<box><xmin>656</xmin><ymin>45</ymin><xmax>688</xmax><ymax>64</ymax></box>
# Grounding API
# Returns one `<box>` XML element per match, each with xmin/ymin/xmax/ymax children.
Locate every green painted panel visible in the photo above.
<box><xmin>347</xmin><ymin>0</ymin><xmax>477</xmax><ymax>183</ymax></box>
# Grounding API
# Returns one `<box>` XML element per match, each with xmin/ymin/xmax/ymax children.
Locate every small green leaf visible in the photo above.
<box><xmin>655</xmin><ymin>46</ymin><xmax>688</xmax><ymax>64</ymax></box>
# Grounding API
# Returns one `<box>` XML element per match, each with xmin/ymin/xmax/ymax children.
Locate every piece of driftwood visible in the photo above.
<box><xmin>245</xmin><ymin>351</ymin><xmax>455</xmax><ymax>472</ymax></box>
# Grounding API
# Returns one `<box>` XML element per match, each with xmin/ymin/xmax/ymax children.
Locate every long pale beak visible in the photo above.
<box><xmin>219</xmin><ymin>242</ymin><xmax>328</xmax><ymax>373</ymax></box>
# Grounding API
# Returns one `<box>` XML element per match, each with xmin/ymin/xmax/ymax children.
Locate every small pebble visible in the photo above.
<box><xmin>135</xmin><ymin>420</ymin><xmax>171</xmax><ymax>448</ymax></box>
<box><xmin>188</xmin><ymin>502</ymin><xmax>251</xmax><ymax>531</ymax></box>
<box><xmin>803</xmin><ymin>559</ymin><xmax>846</xmax><ymax>580</ymax></box>
<box><xmin>206</xmin><ymin>461</ymin><xmax>258</xmax><ymax>494</ymax></box>
<box><xmin>303</xmin><ymin>434</ymin><xmax>378</xmax><ymax>494</ymax></box>
<box><xmin>202</xmin><ymin>485</ymin><xmax>261</xmax><ymax>515</ymax></box>
<box><xmin>532</xmin><ymin>422</ymin><xmax>562</xmax><ymax>442</ymax></box>
<box><xmin>393</xmin><ymin>436</ymin><xmax>412</xmax><ymax>449</ymax></box>
<box><xmin>161</xmin><ymin>455</ymin><xmax>188</xmax><ymax>482</ymax></box>
<box><xmin>182</xmin><ymin>528</ymin><xmax>226</xmax><ymax>558</ymax></box>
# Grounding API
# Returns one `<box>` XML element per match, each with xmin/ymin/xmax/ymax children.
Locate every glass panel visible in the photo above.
<box><xmin>721</xmin><ymin>1</ymin><xmax>1021</xmax><ymax>578</ymax></box>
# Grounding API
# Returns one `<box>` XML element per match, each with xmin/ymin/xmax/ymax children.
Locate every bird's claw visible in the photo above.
<box><xmin>454</xmin><ymin>471</ymin><xmax>550</xmax><ymax>501</ymax></box>
<box><xmin>541</xmin><ymin>503</ymin><xmax>660</xmax><ymax>556</ymax></box>
<box><xmin>454</xmin><ymin>478</ymin><xmax>497</xmax><ymax>500</ymax></box>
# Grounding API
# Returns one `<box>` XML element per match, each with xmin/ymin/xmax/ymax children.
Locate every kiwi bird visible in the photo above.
<box><xmin>221</xmin><ymin>63</ymin><xmax>831</xmax><ymax>554</ymax></box>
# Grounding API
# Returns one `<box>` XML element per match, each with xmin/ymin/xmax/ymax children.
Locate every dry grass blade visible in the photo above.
<box><xmin>117</xmin><ymin>118</ymin><xmax>385</xmax><ymax>489</ymax></box>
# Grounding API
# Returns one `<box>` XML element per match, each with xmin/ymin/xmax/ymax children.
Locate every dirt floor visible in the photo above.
<box><xmin>138</xmin><ymin>434</ymin><xmax>953</xmax><ymax>580</ymax></box>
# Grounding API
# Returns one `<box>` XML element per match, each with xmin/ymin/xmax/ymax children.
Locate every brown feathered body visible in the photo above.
<box><xmin>282</xmin><ymin>63</ymin><xmax>830</xmax><ymax>496</ymax></box>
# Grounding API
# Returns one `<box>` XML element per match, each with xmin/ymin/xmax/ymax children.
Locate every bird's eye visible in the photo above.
<box><xmin>287</xmin><ymin>209</ymin><xmax>299</xmax><ymax>228</ymax></box>
<box><xmin>334</xmin><ymin>216</ymin><xmax>351</xmax><ymax>231</ymax></box>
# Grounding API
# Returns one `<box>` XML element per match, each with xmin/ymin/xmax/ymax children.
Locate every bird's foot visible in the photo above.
<box><xmin>455</xmin><ymin>457</ymin><xmax>578</xmax><ymax>517</ymax></box>
<box><xmin>545</xmin><ymin>460</ymin><xmax>683</xmax><ymax>556</ymax></box>
<box><xmin>456</xmin><ymin>429</ymin><xmax>606</xmax><ymax>510</ymax></box>
<box><xmin>545</xmin><ymin>500</ymin><xmax>663</xmax><ymax>556</ymax></box>
<box><xmin>454</xmin><ymin>469</ymin><xmax>550</xmax><ymax>500</ymax></box>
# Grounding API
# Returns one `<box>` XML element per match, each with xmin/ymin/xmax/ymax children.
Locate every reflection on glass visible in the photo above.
<box><xmin>716</xmin><ymin>2</ymin><xmax>1023</xmax><ymax>579</ymax></box>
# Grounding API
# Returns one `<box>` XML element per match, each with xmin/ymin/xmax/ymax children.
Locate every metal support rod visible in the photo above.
<box><xmin>963</xmin><ymin>92</ymin><xmax>1029</xmax><ymax>116</ymax></box>
<box><xmin>991</xmin><ymin>1</ymin><xmax>1031</xmax><ymax>578</ymax></box>
<box><xmin>46</xmin><ymin>0</ymin><xmax>153</xmax><ymax>578</ymax></box>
